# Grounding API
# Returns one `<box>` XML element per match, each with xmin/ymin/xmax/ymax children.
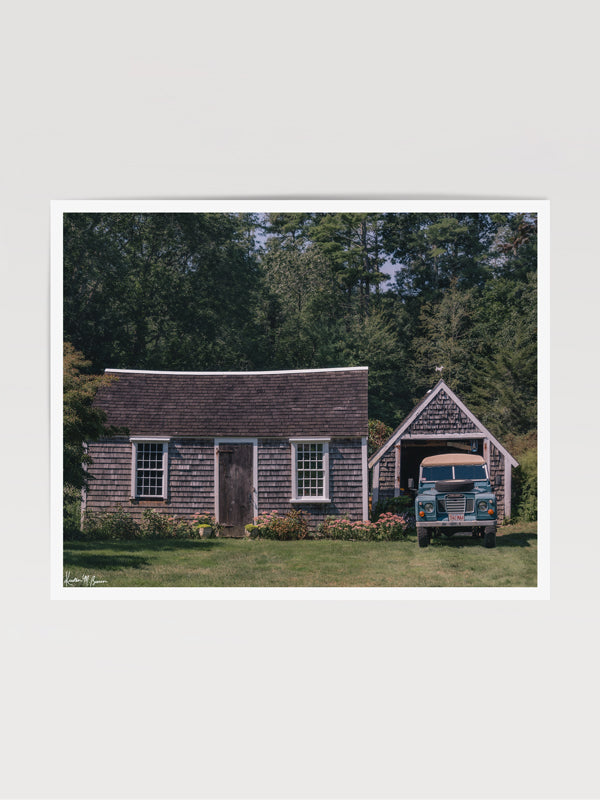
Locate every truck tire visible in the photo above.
<box><xmin>435</xmin><ymin>480</ymin><xmax>474</xmax><ymax>492</ymax></box>
<box><xmin>417</xmin><ymin>526</ymin><xmax>429</xmax><ymax>548</ymax></box>
<box><xmin>483</xmin><ymin>526</ymin><xmax>496</xmax><ymax>548</ymax></box>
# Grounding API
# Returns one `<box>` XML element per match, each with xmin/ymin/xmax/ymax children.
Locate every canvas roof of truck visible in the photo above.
<box><xmin>420</xmin><ymin>454</ymin><xmax>486</xmax><ymax>467</ymax></box>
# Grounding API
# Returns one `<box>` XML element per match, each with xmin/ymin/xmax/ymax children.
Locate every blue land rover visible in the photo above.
<box><xmin>415</xmin><ymin>454</ymin><xmax>497</xmax><ymax>548</ymax></box>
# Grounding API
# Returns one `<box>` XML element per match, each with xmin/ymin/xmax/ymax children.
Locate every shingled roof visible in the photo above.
<box><xmin>94</xmin><ymin>368</ymin><xmax>368</xmax><ymax>438</ymax></box>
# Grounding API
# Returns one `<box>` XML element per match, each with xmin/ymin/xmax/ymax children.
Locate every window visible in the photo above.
<box><xmin>290</xmin><ymin>439</ymin><xmax>330</xmax><ymax>503</ymax></box>
<box><xmin>131</xmin><ymin>439</ymin><xmax>169</xmax><ymax>499</ymax></box>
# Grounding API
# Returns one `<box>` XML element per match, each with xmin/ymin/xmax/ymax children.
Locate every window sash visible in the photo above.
<box><xmin>296</xmin><ymin>443</ymin><xmax>324</xmax><ymax>497</ymax></box>
<box><xmin>290</xmin><ymin>440</ymin><xmax>330</xmax><ymax>502</ymax></box>
<box><xmin>131</xmin><ymin>440</ymin><xmax>169</xmax><ymax>499</ymax></box>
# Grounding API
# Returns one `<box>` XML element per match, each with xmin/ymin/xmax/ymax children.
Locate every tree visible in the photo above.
<box><xmin>308</xmin><ymin>213</ymin><xmax>388</xmax><ymax>312</ymax></box>
<box><xmin>63</xmin><ymin>212</ymin><xmax>263</xmax><ymax>372</ymax></box>
<box><xmin>63</xmin><ymin>343</ymin><xmax>117</xmax><ymax>530</ymax></box>
<box><xmin>411</xmin><ymin>280</ymin><xmax>477</xmax><ymax>399</ymax></box>
<box><xmin>368</xmin><ymin>419</ymin><xmax>393</xmax><ymax>458</ymax></box>
<box><xmin>469</xmin><ymin>273</ymin><xmax>537</xmax><ymax>437</ymax></box>
<box><xmin>383</xmin><ymin>213</ymin><xmax>496</xmax><ymax>299</ymax></box>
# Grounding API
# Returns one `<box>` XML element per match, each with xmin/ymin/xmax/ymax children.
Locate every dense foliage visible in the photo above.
<box><xmin>64</xmin><ymin>211</ymin><xmax>538</xmax><ymax>520</ymax></box>
<box><xmin>78</xmin><ymin>508</ymin><xmax>219</xmax><ymax>541</ymax></box>
<box><xmin>247</xmin><ymin>509</ymin><xmax>310</xmax><ymax>540</ymax></box>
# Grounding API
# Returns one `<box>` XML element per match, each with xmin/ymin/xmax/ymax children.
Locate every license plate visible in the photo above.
<box><xmin>448</xmin><ymin>514</ymin><xmax>464</xmax><ymax>522</ymax></box>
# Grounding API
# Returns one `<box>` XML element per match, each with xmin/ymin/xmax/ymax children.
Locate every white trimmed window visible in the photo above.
<box><xmin>130</xmin><ymin>438</ymin><xmax>170</xmax><ymax>499</ymax></box>
<box><xmin>290</xmin><ymin>439</ymin><xmax>330</xmax><ymax>503</ymax></box>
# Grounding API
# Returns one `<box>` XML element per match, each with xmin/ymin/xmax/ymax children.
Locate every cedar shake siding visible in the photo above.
<box><xmin>85</xmin><ymin>438</ymin><xmax>214</xmax><ymax>523</ymax></box>
<box><xmin>406</xmin><ymin>390</ymin><xmax>480</xmax><ymax>436</ymax></box>
<box><xmin>84</xmin><ymin>368</ymin><xmax>369</xmax><ymax>530</ymax></box>
<box><xmin>257</xmin><ymin>438</ymin><xmax>364</xmax><ymax>527</ymax></box>
<box><xmin>257</xmin><ymin>440</ymin><xmax>292</xmax><ymax>513</ymax></box>
<box><xmin>489</xmin><ymin>442</ymin><xmax>506</xmax><ymax>523</ymax></box>
<box><xmin>377</xmin><ymin>448</ymin><xmax>396</xmax><ymax>502</ymax></box>
<box><xmin>369</xmin><ymin>380</ymin><xmax>518</xmax><ymax>522</ymax></box>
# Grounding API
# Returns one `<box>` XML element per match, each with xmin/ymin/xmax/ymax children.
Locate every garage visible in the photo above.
<box><xmin>369</xmin><ymin>380</ymin><xmax>518</xmax><ymax>522</ymax></box>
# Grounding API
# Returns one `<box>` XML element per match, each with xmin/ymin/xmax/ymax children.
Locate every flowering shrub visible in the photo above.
<box><xmin>371</xmin><ymin>493</ymin><xmax>414</xmax><ymax>524</ymax></box>
<box><xmin>317</xmin><ymin>512</ymin><xmax>410</xmax><ymax>541</ymax></box>
<box><xmin>250</xmin><ymin>509</ymin><xmax>309</xmax><ymax>540</ymax></box>
<box><xmin>140</xmin><ymin>510</ymin><xmax>196</xmax><ymax>538</ymax></box>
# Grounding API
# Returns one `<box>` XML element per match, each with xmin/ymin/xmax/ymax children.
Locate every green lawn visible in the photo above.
<box><xmin>63</xmin><ymin>522</ymin><xmax>537</xmax><ymax>587</ymax></box>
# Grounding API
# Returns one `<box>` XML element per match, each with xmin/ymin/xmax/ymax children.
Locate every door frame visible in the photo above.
<box><xmin>214</xmin><ymin>438</ymin><xmax>258</xmax><ymax>525</ymax></box>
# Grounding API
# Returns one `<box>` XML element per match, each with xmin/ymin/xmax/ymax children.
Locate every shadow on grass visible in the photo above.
<box><xmin>64</xmin><ymin>552</ymin><xmax>152</xmax><ymax>570</ymax></box>
<box><xmin>65</xmin><ymin>538</ymin><xmax>225</xmax><ymax>552</ymax></box>
<box><xmin>63</xmin><ymin>538</ymin><xmax>225</xmax><ymax>571</ymax></box>
<box><xmin>429</xmin><ymin>531</ymin><xmax>537</xmax><ymax>549</ymax></box>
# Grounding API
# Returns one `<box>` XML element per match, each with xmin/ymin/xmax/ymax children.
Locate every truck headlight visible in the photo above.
<box><xmin>424</xmin><ymin>502</ymin><xmax>434</xmax><ymax>513</ymax></box>
<box><xmin>477</xmin><ymin>500</ymin><xmax>488</xmax><ymax>512</ymax></box>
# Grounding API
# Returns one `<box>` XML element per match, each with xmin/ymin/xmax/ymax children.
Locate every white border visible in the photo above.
<box><xmin>52</xmin><ymin>199</ymin><xmax>549</xmax><ymax>599</ymax></box>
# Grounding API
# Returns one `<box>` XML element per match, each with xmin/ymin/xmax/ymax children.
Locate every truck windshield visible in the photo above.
<box><xmin>421</xmin><ymin>464</ymin><xmax>487</xmax><ymax>481</ymax></box>
<box><xmin>422</xmin><ymin>466</ymin><xmax>453</xmax><ymax>481</ymax></box>
<box><xmin>454</xmin><ymin>465</ymin><xmax>487</xmax><ymax>480</ymax></box>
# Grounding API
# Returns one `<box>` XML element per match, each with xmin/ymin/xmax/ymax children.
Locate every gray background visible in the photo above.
<box><xmin>1</xmin><ymin>1</ymin><xmax>598</xmax><ymax>797</ymax></box>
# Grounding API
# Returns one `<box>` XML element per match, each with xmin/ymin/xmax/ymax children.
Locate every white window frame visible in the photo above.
<box><xmin>290</xmin><ymin>438</ymin><xmax>331</xmax><ymax>503</ymax></box>
<box><xmin>130</xmin><ymin>437</ymin><xmax>170</xmax><ymax>499</ymax></box>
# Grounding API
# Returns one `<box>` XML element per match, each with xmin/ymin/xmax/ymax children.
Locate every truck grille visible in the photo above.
<box><xmin>445</xmin><ymin>494</ymin><xmax>466</xmax><ymax>514</ymax></box>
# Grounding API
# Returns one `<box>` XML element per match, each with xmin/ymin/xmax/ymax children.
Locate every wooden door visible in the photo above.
<box><xmin>218</xmin><ymin>443</ymin><xmax>254</xmax><ymax>536</ymax></box>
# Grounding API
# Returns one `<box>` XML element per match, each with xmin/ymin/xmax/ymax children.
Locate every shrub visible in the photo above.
<box><xmin>317</xmin><ymin>512</ymin><xmax>410</xmax><ymax>541</ymax></box>
<box><xmin>63</xmin><ymin>486</ymin><xmax>82</xmax><ymax>540</ymax></box>
<box><xmin>251</xmin><ymin>509</ymin><xmax>309</xmax><ymax>540</ymax></box>
<box><xmin>371</xmin><ymin>494</ymin><xmax>415</xmax><ymax>526</ymax></box>
<box><xmin>83</xmin><ymin>505</ymin><xmax>141</xmax><ymax>540</ymax></box>
<box><xmin>81</xmin><ymin>507</ymin><xmax>219</xmax><ymax>540</ymax></box>
<box><xmin>513</xmin><ymin>446</ymin><xmax>537</xmax><ymax>521</ymax></box>
<box><xmin>368</xmin><ymin>419</ymin><xmax>393</xmax><ymax>457</ymax></box>
<box><xmin>140</xmin><ymin>509</ymin><xmax>195</xmax><ymax>538</ymax></box>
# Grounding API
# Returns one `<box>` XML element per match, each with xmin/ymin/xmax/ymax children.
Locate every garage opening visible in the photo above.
<box><xmin>400</xmin><ymin>439</ymin><xmax>483</xmax><ymax>493</ymax></box>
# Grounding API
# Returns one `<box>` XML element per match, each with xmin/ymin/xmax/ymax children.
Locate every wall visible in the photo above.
<box><xmin>258</xmin><ymin>438</ymin><xmax>365</xmax><ymax>528</ymax></box>
<box><xmin>376</xmin><ymin>448</ymin><xmax>397</xmax><ymax>502</ymax></box>
<box><xmin>407</xmin><ymin>390</ymin><xmax>480</xmax><ymax>435</ymax></box>
<box><xmin>489</xmin><ymin>442</ymin><xmax>506</xmax><ymax>524</ymax></box>
<box><xmin>84</xmin><ymin>438</ymin><xmax>215</xmax><ymax>523</ymax></box>
<box><xmin>85</xmin><ymin>436</ymin><xmax>365</xmax><ymax>529</ymax></box>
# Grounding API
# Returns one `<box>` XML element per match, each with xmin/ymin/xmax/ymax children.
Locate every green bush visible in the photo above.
<box><xmin>140</xmin><ymin>509</ymin><xmax>197</xmax><ymax>538</ymax></box>
<box><xmin>63</xmin><ymin>486</ymin><xmax>82</xmax><ymax>540</ymax></box>
<box><xmin>83</xmin><ymin>505</ymin><xmax>141</xmax><ymax>540</ymax></box>
<box><xmin>251</xmin><ymin>509</ymin><xmax>309</xmax><ymax>540</ymax></box>
<box><xmin>513</xmin><ymin>447</ymin><xmax>537</xmax><ymax>521</ymax></box>
<box><xmin>80</xmin><ymin>507</ymin><xmax>220</xmax><ymax>540</ymax></box>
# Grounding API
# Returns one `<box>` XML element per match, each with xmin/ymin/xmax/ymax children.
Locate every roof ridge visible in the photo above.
<box><xmin>104</xmin><ymin>367</ymin><xmax>368</xmax><ymax>376</ymax></box>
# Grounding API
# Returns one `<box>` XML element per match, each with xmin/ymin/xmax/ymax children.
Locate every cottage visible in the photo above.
<box><xmin>369</xmin><ymin>380</ymin><xmax>518</xmax><ymax>522</ymax></box>
<box><xmin>84</xmin><ymin>367</ymin><xmax>369</xmax><ymax>535</ymax></box>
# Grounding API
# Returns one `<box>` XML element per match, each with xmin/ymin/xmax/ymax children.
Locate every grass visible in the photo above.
<box><xmin>63</xmin><ymin>521</ymin><xmax>537</xmax><ymax>588</ymax></box>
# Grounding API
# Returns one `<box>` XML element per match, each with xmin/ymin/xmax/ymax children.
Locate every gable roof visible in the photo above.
<box><xmin>94</xmin><ymin>367</ymin><xmax>368</xmax><ymax>438</ymax></box>
<box><xmin>368</xmin><ymin>380</ymin><xmax>518</xmax><ymax>468</ymax></box>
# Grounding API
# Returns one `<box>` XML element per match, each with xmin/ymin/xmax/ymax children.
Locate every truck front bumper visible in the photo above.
<box><xmin>417</xmin><ymin>520</ymin><xmax>495</xmax><ymax>527</ymax></box>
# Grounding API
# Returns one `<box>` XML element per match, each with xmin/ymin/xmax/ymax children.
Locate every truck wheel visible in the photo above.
<box><xmin>483</xmin><ymin>526</ymin><xmax>496</xmax><ymax>548</ymax></box>
<box><xmin>417</xmin><ymin>526</ymin><xmax>429</xmax><ymax>548</ymax></box>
